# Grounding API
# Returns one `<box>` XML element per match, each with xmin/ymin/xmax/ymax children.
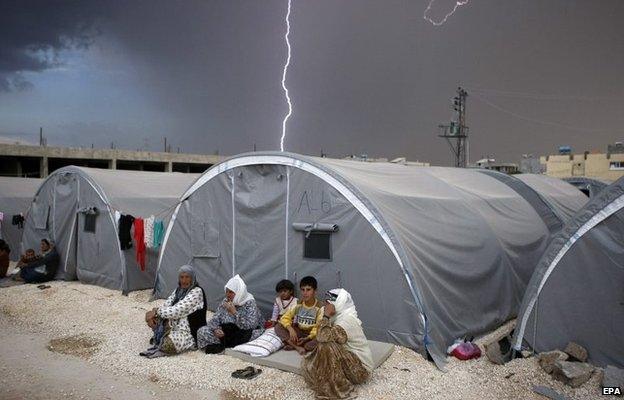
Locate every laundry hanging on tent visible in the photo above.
<box><xmin>144</xmin><ymin>215</ymin><xmax>155</xmax><ymax>249</ymax></box>
<box><xmin>11</xmin><ymin>214</ymin><xmax>24</xmax><ymax>229</ymax></box>
<box><xmin>133</xmin><ymin>217</ymin><xmax>146</xmax><ymax>271</ymax></box>
<box><xmin>118</xmin><ymin>214</ymin><xmax>135</xmax><ymax>250</ymax></box>
<box><xmin>153</xmin><ymin>219</ymin><xmax>164</xmax><ymax>248</ymax></box>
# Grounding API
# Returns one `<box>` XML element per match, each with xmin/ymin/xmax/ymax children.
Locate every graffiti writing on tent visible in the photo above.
<box><xmin>296</xmin><ymin>190</ymin><xmax>334</xmax><ymax>214</ymax></box>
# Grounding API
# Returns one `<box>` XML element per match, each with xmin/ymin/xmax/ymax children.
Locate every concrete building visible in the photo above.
<box><xmin>389</xmin><ymin>157</ymin><xmax>431</xmax><ymax>167</ymax></box>
<box><xmin>519</xmin><ymin>154</ymin><xmax>544</xmax><ymax>174</ymax></box>
<box><xmin>540</xmin><ymin>143</ymin><xmax>624</xmax><ymax>181</ymax></box>
<box><xmin>0</xmin><ymin>144</ymin><xmax>222</xmax><ymax>177</ymax></box>
<box><xmin>472</xmin><ymin>158</ymin><xmax>520</xmax><ymax>174</ymax></box>
<box><xmin>341</xmin><ymin>154</ymin><xmax>431</xmax><ymax>166</ymax></box>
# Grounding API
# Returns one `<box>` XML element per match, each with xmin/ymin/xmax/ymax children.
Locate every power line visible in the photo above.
<box><xmin>471</xmin><ymin>92</ymin><xmax>616</xmax><ymax>134</ymax></box>
<box><xmin>467</xmin><ymin>87</ymin><xmax>623</xmax><ymax>102</ymax></box>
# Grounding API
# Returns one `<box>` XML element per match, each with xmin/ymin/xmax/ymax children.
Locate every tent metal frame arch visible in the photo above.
<box><xmin>513</xmin><ymin>192</ymin><xmax>624</xmax><ymax>350</ymax></box>
<box><xmin>31</xmin><ymin>166</ymin><xmax>127</xmax><ymax>290</ymax></box>
<box><xmin>157</xmin><ymin>151</ymin><xmax>429</xmax><ymax>345</ymax></box>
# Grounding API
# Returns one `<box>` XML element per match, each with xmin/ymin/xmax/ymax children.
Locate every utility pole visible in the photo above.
<box><xmin>437</xmin><ymin>87</ymin><xmax>469</xmax><ymax>168</ymax></box>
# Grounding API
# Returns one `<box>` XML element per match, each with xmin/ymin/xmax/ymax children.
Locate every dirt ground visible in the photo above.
<box><xmin>0</xmin><ymin>281</ymin><xmax>607</xmax><ymax>399</ymax></box>
<box><xmin>0</xmin><ymin>324</ymin><xmax>221</xmax><ymax>400</ymax></box>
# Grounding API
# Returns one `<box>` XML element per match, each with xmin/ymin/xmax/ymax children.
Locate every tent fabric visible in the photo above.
<box><xmin>564</xmin><ymin>177</ymin><xmax>611</xmax><ymax>198</ymax></box>
<box><xmin>476</xmin><ymin>170</ymin><xmax>565</xmax><ymax>234</ymax></box>
<box><xmin>21</xmin><ymin>166</ymin><xmax>198</xmax><ymax>293</ymax></box>
<box><xmin>154</xmin><ymin>152</ymin><xmax>586</xmax><ymax>368</ymax></box>
<box><xmin>514</xmin><ymin>174</ymin><xmax>588</xmax><ymax>222</ymax></box>
<box><xmin>513</xmin><ymin>176</ymin><xmax>624</xmax><ymax>368</ymax></box>
<box><xmin>0</xmin><ymin>177</ymin><xmax>43</xmax><ymax>261</ymax></box>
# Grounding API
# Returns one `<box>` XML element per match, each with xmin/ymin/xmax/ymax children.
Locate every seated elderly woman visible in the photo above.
<box><xmin>303</xmin><ymin>288</ymin><xmax>373</xmax><ymax>400</ymax></box>
<box><xmin>197</xmin><ymin>274</ymin><xmax>264</xmax><ymax>354</ymax></box>
<box><xmin>141</xmin><ymin>265</ymin><xmax>206</xmax><ymax>358</ymax></box>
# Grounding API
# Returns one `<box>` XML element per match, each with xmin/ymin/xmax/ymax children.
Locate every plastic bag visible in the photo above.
<box><xmin>451</xmin><ymin>342</ymin><xmax>482</xmax><ymax>360</ymax></box>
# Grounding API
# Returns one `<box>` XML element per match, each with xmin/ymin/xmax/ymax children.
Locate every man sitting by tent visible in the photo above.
<box><xmin>19</xmin><ymin>239</ymin><xmax>60</xmax><ymax>284</ymax></box>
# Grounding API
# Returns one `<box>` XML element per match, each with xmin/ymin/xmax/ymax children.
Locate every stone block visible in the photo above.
<box><xmin>485</xmin><ymin>341</ymin><xmax>505</xmax><ymax>365</ymax></box>
<box><xmin>564</xmin><ymin>342</ymin><xmax>588</xmax><ymax>362</ymax></box>
<box><xmin>538</xmin><ymin>350</ymin><xmax>569</xmax><ymax>374</ymax></box>
<box><xmin>552</xmin><ymin>360</ymin><xmax>594</xmax><ymax>388</ymax></box>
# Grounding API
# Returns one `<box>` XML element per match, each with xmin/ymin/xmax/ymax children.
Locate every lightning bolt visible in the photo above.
<box><xmin>279</xmin><ymin>0</ymin><xmax>293</xmax><ymax>152</ymax></box>
<box><xmin>423</xmin><ymin>0</ymin><xmax>469</xmax><ymax>26</ymax></box>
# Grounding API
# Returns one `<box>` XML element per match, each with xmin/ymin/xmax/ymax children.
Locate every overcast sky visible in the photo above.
<box><xmin>1</xmin><ymin>0</ymin><xmax>623</xmax><ymax>165</ymax></box>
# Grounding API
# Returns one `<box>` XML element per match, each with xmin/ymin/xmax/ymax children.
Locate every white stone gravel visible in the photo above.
<box><xmin>0</xmin><ymin>281</ymin><xmax>604</xmax><ymax>399</ymax></box>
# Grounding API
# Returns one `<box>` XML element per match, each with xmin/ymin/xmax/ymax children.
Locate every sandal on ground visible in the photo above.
<box><xmin>231</xmin><ymin>366</ymin><xmax>254</xmax><ymax>379</ymax></box>
<box><xmin>232</xmin><ymin>366</ymin><xmax>262</xmax><ymax>380</ymax></box>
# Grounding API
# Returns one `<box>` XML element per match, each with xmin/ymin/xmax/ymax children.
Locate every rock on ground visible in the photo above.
<box><xmin>564</xmin><ymin>342</ymin><xmax>588</xmax><ymax>363</ymax></box>
<box><xmin>539</xmin><ymin>350</ymin><xmax>569</xmax><ymax>374</ymax></box>
<box><xmin>552</xmin><ymin>361</ymin><xmax>595</xmax><ymax>388</ymax></box>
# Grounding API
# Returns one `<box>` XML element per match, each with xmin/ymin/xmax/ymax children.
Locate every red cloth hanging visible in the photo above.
<box><xmin>133</xmin><ymin>217</ymin><xmax>146</xmax><ymax>271</ymax></box>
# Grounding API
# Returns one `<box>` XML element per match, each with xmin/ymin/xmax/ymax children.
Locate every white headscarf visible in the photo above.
<box><xmin>224</xmin><ymin>274</ymin><xmax>255</xmax><ymax>306</ymax></box>
<box><xmin>327</xmin><ymin>288</ymin><xmax>373</xmax><ymax>371</ymax></box>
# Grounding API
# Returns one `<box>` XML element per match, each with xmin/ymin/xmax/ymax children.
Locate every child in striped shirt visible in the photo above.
<box><xmin>266</xmin><ymin>279</ymin><xmax>298</xmax><ymax>328</ymax></box>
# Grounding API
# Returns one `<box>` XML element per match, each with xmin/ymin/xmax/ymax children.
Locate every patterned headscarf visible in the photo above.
<box><xmin>172</xmin><ymin>264</ymin><xmax>197</xmax><ymax>305</ymax></box>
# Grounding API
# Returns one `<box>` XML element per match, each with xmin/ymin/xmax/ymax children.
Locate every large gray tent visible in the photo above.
<box><xmin>476</xmin><ymin>171</ymin><xmax>587</xmax><ymax>234</ymax></box>
<box><xmin>154</xmin><ymin>152</ymin><xmax>586</xmax><ymax>366</ymax></box>
<box><xmin>22</xmin><ymin>166</ymin><xmax>198</xmax><ymax>293</ymax></box>
<box><xmin>513</xmin><ymin>176</ymin><xmax>624</xmax><ymax>368</ymax></box>
<box><xmin>515</xmin><ymin>174</ymin><xmax>588</xmax><ymax>222</ymax></box>
<box><xmin>564</xmin><ymin>176</ymin><xmax>611</xmax><ymax>198</ymax></box>
<box><xmin>0</xmin><ymin>177</ymin><xmax>43</xmax><ymax>261</ymax></box>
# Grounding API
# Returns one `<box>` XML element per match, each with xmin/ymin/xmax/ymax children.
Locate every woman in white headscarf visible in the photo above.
<box><xmin>197</xmin><ymin>274</ymin><xmax>265</xmax><ymax>354</ymax></box>
<box><xmin>141</xmin><ymin>264</ymin><xmax>207</xmax><ymax>358</ymax></box>
<box><xmin>302</xmin><ymin>288</ymin><xmax>373</xmax><ymax>399</ymax></box>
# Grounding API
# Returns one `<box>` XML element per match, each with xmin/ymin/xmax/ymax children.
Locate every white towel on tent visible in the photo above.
<box><xmin>144</xmin><ymin>215</ymin><xmax>155</xmax><ymax>249</ymax></box>
<box><xmin>231</xmin><ymin>328</ymin><xmax>283</xmax><ymax>357</ymax></box>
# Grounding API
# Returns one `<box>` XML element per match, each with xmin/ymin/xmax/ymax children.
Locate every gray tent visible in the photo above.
<box><xmin>513</xmin><ymin>176</ymin><xmax>624</xmax><ymax>368</ymax></box>
<box><xmin>476</xmin><ymin>171</ymin><xmax>587</xmax><ymax>234</ymax></box>
<box><xmin>564</xmin><ymin>176</ymin><xmax>611</xmax><ymax>198</ymax></box>
<box><xmin>0</xmin><ymin>177</ymin><xmax>43</xmax><ymax>261</ymax></box>
<box><xmin>515</xmin><ymin>174</ymin><xmax>588</xmax><ymax>222</ymax></box>
<box><xmin>154</xmin><ymin>152</ymin><xmax>587</xmax><ymax>367</ymax></box>
<box><xmin>22</xmin><ymin>166</ymin><xmax>198</xmax><ymax>293</ymax></box>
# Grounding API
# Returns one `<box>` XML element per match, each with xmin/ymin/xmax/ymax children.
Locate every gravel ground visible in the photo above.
<box><xmin>0</xmin><ymin>281</ymin><xmax>604</xmax><ymax>399</ymax></box>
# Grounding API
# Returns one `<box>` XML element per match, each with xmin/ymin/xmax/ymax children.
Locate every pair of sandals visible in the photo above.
<box><xmin>231</xmin><ymin>366</ymin><xmax>262</xmax><ymax>380</ymax></box>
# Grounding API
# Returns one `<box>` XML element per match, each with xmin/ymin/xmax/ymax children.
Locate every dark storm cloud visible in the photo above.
<box><xmin>1</xmin><ymin>0</ymin><xmax>623</xmax><ymax>164</ymax></box>
<box><xmin>0</xmin><ymin>0</ymin><xmax>106</xmax><ymax>91</ymax></box>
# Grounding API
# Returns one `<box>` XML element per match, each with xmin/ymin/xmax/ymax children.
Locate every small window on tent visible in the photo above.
<box><xmin>303</xmin><ymin>232</ymin><xmax>332</xmax><ymax>260</ymax></box>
